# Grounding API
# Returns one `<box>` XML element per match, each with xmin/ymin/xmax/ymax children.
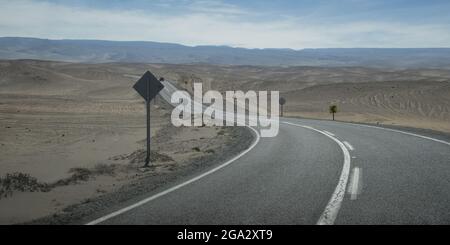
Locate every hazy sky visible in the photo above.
<box><xmin>1</xmin><ymin>0</ymin><xmax>450</xmax><ymax>49</ymax></box>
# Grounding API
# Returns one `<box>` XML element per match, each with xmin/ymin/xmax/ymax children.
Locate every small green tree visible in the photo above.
<box><xmin>329</xmin><ymin>105</ymin><xmax>337</xmax><ymax>121</ymax></box>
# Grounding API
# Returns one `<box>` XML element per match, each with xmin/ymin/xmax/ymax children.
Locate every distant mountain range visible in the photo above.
<box><xmin>1</xmin><ymin>37</ymin><xmax>450</xmax><ymax>68</ymax></box>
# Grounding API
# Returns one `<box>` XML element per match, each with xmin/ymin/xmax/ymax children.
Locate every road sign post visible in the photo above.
<box><xmin>279</xmin><ymin>97</ymin><xmax>286</xmax><ymax>117</ymax></box>
<box><xmin>133</xmin><ymin>71</ymin><xmax>164</xmax><ymax>167</ymax></box>
<box><xmin>146</xmin><ymin>98</ymin><xmax>150</xmax><ymax>167</ymax></box>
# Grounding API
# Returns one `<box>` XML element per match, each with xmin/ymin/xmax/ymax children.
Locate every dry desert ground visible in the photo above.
<box><xmin>0</xmin><ymin>60</ymin><xmax>449</xmax><ymax>224</ymax></box>
<box><xmin>0</xmin><ymin>60</ymin><xmax>251</xmax><ymax>224</ymax></box>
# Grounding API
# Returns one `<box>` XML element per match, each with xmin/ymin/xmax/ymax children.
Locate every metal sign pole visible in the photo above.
<box><xmin>132</xmin><ymin>71</ymin><xmax>164</xmax><ymax>168</ymax></box>
<box><xmin>145</xmin><ymin>99</ymin><xmax>150</xmax><ymax>167</ymax></box>
<box><xmin>144</xmin><ymin>76</ymin><xmax>151</xmax><ymax>167</ymax></box>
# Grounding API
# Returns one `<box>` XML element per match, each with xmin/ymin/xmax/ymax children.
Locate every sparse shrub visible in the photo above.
<box><xmin>151</xmin><ymin>151</ymin><xmax>174</xmax><ymax>162</ymax></box>
<box><xmin>0</xmin><ymin>172</ymin><xmax>50</xmax><ymax>199</ymax></box>
<box><xmin>93</xmin><ymin>163</ymin><xmax>116</xmax><ymax>176</ymax></box>
<box><xmin>205</xmin><ymin>149</ymin><xmax>215</xmax><ymax>154</ymax></box>
<box><xmin>68</xmin><ymin>167</ymin><xmax>92</xmax><ymax>181</ymax></box>
<box><xmin>51</xmin><ymin>168</ymin><xmax>92</xmax><ymax>187</ymax></box>
<box><xmin>129</xmin><ymin>149</ymin><xmax>174</xmax><ymax>164</ymax></box>
<box><xmin>0</xmin><ymin>163</ymin><xmax>120</xmax><ymax>199</ymax></box>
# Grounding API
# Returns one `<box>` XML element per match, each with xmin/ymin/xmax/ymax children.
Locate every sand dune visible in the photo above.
<box><xmin>1</xmin><ymin>59</ymin><xmax>449</xmax><ymax>223</ymax></box>
<box><xmin>283</xmin><ymin>81</ymin><xmax>450</xmax><ymax>132</ymax></box>
<box><xmin>2</xmin><ymin>60</ymin><xmax>449</xmax><ymax>131</ymax></box>
<box><xmin>0</xmin><ymin>60</ymin><xmax>241</xmax><ymax>224</ymax></box>
<box><xmin>138</xmin><ymin>63</ymin><xmax>450</xmax><ymax>132</ymax></box>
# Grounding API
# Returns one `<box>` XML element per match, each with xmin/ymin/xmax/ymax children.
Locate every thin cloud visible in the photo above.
<box><xmin>0</xmin><ymin>0</ymin><xmax>449</xmax><ymax>49</ymax></box>
<box><xmin>187</xmin><ymin>0</ymin><xmax>249</xmax><ymax>15</ymax></box>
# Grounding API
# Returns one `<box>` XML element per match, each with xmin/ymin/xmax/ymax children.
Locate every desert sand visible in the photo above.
<box><xmin>1</xmin><ymin>60</ymin><xmax>449</xmax><ymax>224</ymax></box>
<box><xmin>148</xmin><ymin>63</ymin><xmax>450</xmax><ymax>132</ymax></box>
<box><xmin>0</xmin><ymin>60</ymin><xmax>244</xmax><ymax>224</ymax></box>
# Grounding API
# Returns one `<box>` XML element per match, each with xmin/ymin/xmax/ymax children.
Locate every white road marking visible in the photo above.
<box><xmin>283</xmin><ymin>122</ymin><xmax>351</xmax><ymax>225</ymax></box>
<box><xmin>352</xmin><ymin>124</ymin><xmax>450</xmax><ymax>147</ymax></box>
<box><xmin>323</xmin><ymin>130</ymin><xmax>335</xmax><ymax>137</ymax></box>
<box><xmin>343</xmin><ymin>141</ymin><xmax>354</xmax><ymax>151</ymax></box>
<box><xmin>86</xmin><ymin>126</ymin><xmax>261</xmax><ymax>225</ymax></box>
<box><xmin>347</xmin><ymin>167</ymin><xmax>361</xmax><ymax>200</ymax></box>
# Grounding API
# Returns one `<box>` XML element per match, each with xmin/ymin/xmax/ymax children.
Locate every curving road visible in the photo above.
<box><xmin>87</xmin><ymin>80</ymin><xmax>450</xmax><ymax>225</ymax></box>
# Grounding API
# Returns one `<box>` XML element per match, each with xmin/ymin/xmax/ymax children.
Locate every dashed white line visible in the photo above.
<box><xmin>283</xmin><ymin>122</ymin><xmax>351</xmax><ymax>225</ymax></box>
<box><xmin>343</xmin><ymin>141</ymin><xmax>354</xmax><ymax>151</ymax></box>
<box><xmin>348</xmin><ymin>167</ymin><xmax>362</xmax><ymax>200</ymax></box>
<box><xmin>86</xmin><ymin>126</ymin><xmax>261</xmax><ymax>225</ymax></box>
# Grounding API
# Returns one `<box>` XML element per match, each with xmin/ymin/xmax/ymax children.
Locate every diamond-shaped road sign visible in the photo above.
<box><xmin>132</xmin><ymin>71</ymin><xmax>164</xmax><ymax>168</ymax></box>
<box><xmin>133</xmin><ymin>71</ymin><xmax>164</xmax><ymax>102</ymax></box>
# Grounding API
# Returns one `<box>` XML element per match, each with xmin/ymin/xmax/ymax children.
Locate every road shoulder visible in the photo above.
<box><xmin>23</xmin><ymin>126</ymin><xmax>255</xmax><ymax>225</ymax></box>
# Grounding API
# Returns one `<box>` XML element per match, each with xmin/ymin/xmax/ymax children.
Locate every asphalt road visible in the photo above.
<box><xmin>88</xmin><ymin>80</ymin><xmax>450</xmax><ymax>225</ymax></box>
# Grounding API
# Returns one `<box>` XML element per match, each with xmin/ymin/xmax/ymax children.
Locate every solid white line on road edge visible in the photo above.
<box><xmin>352</xmin><ymin>124</ymin><xmax>450</xmax><ymax>147</ymax></box>
<box><xmin>283</xmin><ymin>122</ymin><xmax>351</xmax><ymax>225</ymax></box>
<box><xmin>323</xmin><ymin>130</ymin><xmax>335</xmax><ymax>137</ymax></box>
<box><xmin>347</xmin><ymin>168</ymin><xmax>361</xmax><ymax>200</ymax></box>
<box><xmin>86</xmin><ymin>126</ymin><xmax>261</xmax><ymax>225</ymax></box>
<box><xmin>343</xmin><ymin>141</ymin><xmax>354</xmax><ymax>151</ymax></box>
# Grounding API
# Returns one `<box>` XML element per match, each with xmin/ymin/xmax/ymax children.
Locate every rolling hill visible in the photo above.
<box><xmin>1</xmin><ymin>37</ymin><xmax>450</xmax><ymax>68</ymax></box>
